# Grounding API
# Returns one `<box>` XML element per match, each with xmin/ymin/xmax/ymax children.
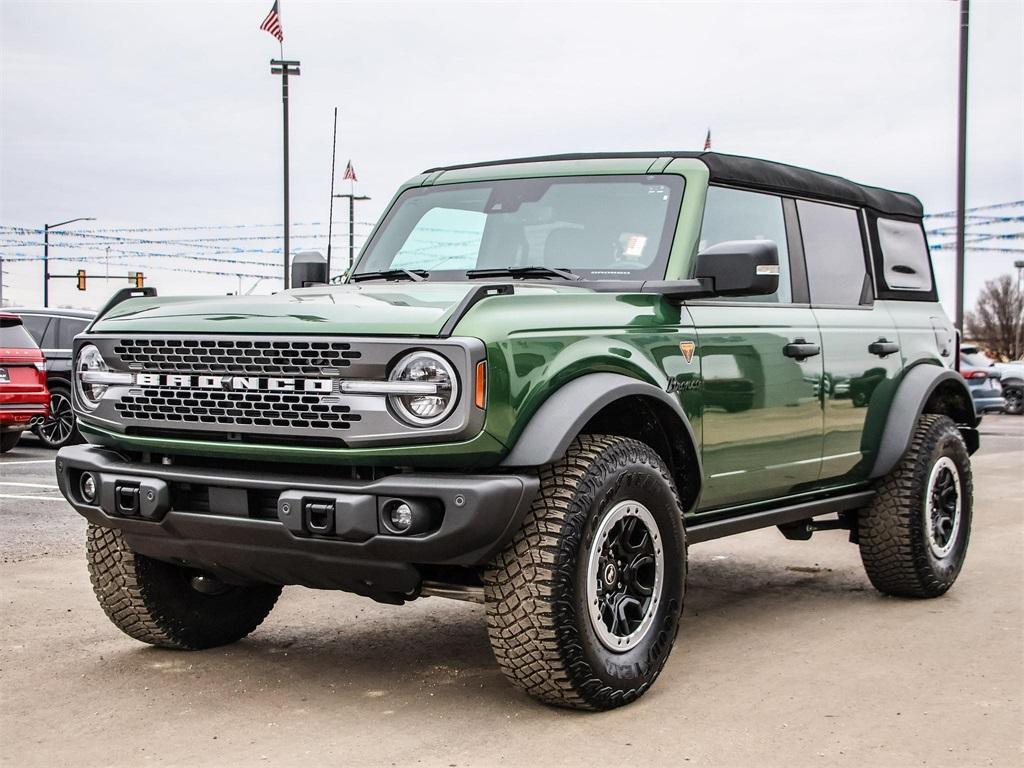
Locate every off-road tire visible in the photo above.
<box><xmin>858</xmin><ymin>414</ymin><xmax>972</xmax><ymax>598</ymax></box>
<box><xmin>0</xmin><ymin>432</ymin><xmax>21</xmax><ymax>453</ymax></box>
<box><xmin>86</xmin><ymin>524</ymin><xmax>282</xmax><ymax>649</ymax></box>
<box><xmin>484</xmin><ymin>435</ymin><xmax>686</xmax><ymax>710</ymax></box>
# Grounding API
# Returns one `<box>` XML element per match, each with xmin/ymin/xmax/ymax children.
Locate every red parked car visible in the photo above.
<box><xmin>0</xmin><ymin>314</ymin><xmax>50</xmax><ymax>453</ymax></box>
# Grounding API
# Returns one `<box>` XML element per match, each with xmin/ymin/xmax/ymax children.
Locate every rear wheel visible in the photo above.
<box><xmin>0</xmin><ymin>432</ymin><xmax>22</xmax><ymax>453</ymax></box>
<box><xmin>484</xmin><ymin>435</ymin><xmax>686</xmax><ymax>710</ymax></box>
<box><xmin>87</xmin><ymin>524</ymin><xmax>282</xmax><ymax>649</ymax></box>
<box><xmin>1003</xmin><ymin>383</ymin><xmax>1023</xmax><ymax>415</ymax></box>
<box><xmin>35</xmin><ymin>386</ymin><xmax>82</xmax><ymax>448</ymax></box>
<box><xmin>858</xmin><ymin>414</ymin><xmax>972</xmax><ymax>598</ymax></box>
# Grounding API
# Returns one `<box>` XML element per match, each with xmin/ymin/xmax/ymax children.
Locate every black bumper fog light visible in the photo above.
<box><xmin>79</xmin><ymin>472</ymin><xmax>98</xmax><ymax>504</ymax></box>
<box><xmin>380</xmin><ymin>498</ymin><xmax>437</xmax><ymax>536</ymax></box>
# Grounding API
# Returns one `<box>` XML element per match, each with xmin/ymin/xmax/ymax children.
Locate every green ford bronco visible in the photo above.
<box><xmin>57</xmin><ymin>152</ymin><xmax>978</xmax><ymax>710</ymax></box>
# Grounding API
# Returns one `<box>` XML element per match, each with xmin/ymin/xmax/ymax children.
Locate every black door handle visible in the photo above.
<box><xmin>868</xmin><ymin>339</ymin><xmax>900</xmax><ymax>357</ymax></box>
<box><xmin>783</xmin><ymin>339</ymin><xmax>821</xmax><ymax>360</ymax></box>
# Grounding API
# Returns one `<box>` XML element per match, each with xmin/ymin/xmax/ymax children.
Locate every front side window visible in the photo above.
<box><xmin>876</xmin><ymin>217</ymin><xmax>933</xmax><ymax>292</ymax></box>
<box><xmin>797</xmin><ymin>200</ymin><xmax>869</xmax><ymax>306</ymax></box>
<box><xmin>356</xmin><ymin>175</ymin><xmax>685</xmax><ymax>281</ymax></box>
<box><xmin>699</xmin><ymin>186</ymin><xmax>792</xmax><ymax>303</ymax></box>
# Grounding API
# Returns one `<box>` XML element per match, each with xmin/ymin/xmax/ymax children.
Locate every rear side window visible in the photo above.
<box><xmin>0</xmin><ymin>319</ymin><xmax>39</xmax><ymax>349</ymax></box>
<box><xmin>57</xmin><ymin>318</ymin><xmax>90</xmax><ymax>348</ymax></box>
<box><xmin>18</xmin><ymin>314</ymin><xmax>51</xmax><ymax>345</ymax></box>
<box><xmin>797</xmin><ymin>200</ymin><xmax>869</xmax><ymax>306</ymax></box>
<box><xmin>699</xmin><ymin>186</ymin><xmax>792</xmax><ymax>303</ymax></box>
<box><xmin>874</xmin><ymin>217</ymin><xmax>935</xmax><ymax>294</ymax></box>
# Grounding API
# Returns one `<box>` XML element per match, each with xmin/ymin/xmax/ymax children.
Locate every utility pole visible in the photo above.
<box><xmin>333</xmin><ymin>192</ymin><xmax>371</xmax><ymax>274</ymax></box>
<box><xmin>43</xmin><ymin>216</ymin><xmax>95</xmax><ymax>307</ymax></box>
<box><xmin>270</xmin><ymin>58</ymin><xmax>300</xmax><ymax>289</ymax></box>
<box><xmin>954</xmin><ymin>0</ymin><xmax>970</xmax><ymax>331</ymax></box>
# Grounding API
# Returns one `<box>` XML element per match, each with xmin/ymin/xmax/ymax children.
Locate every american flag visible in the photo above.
<box><xmin>343</xmin><ymin>160</ymin><xmax>357</xmax><ymax>182</ymax></box>
<box><xmin>260</xmin><ymin>1</ymin><xmax>283</xmax><ymax>43</ymax></box>
<box><xmin>704</xmin><ymin>129</ymin><xmax>712</xmax><ymax>151</ymax></box>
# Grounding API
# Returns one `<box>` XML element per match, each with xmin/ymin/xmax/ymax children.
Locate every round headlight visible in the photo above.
<box><xmin>388</xmin><ymin>351</ymin><xmax>458</xmax><ymax>426</ymax></box>
<box><xmin>75</xmin><ymin>344</ymin><xmax>110</xmax><ymax>410</ymax></box>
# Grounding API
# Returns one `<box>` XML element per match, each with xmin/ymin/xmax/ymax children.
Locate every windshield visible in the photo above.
<box><xmin>353</xmin><ymin>175</ymin><xmax>684</xmax><ymax>281</ymax></box>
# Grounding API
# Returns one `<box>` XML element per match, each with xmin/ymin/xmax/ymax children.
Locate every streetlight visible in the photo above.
<box><xmin>1015</xmin><ymin>260</ymin><xmax>1024</xmax><ymax>293</ymax></box>
<box><xmin>44</xmin><ymin>217</ymin><xmax>95</xmax><ymax>307</ymax></box>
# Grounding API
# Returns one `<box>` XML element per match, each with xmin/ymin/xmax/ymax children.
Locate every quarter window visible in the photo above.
<box><xmin>699</xmin><ymin>187</ymin><xmax>792</xmax><ymax>303</ymax></box>
<box><xmin>797</xmin><ymin>200</ymin><xmax>869</xmax><ymax>306</ymax></box>
<box><xmin>876</xmin><ymin>218</ymin><xmax>932</xmax><ymax>292</ymax></box>
<box><xmin>57</xmin><ymin>318</ymin><xmax>89</xmax><ymax>348</ymax></box>
<box><xmin>18</xmin><ymin>314</ymin><xmax>50</xmax><ymax>345</ymax></box>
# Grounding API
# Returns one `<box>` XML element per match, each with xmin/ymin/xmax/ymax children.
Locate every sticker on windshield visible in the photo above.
<box><xmin>622</xmin><ymin>234</ymin><xmax>647</xmax><ymax>258</ymax></box>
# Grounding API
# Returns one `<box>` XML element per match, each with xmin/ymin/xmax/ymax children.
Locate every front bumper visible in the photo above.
<box><xmin>56</xmin><ymin>444</ymin><xmax>538</xmax><ymax>602</ymax></box>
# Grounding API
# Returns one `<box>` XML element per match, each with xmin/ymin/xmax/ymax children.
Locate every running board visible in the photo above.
<box><xmin>686</xmin><ymin>490</ymin><xmax>875</xmax><ymax>544</ymax></box>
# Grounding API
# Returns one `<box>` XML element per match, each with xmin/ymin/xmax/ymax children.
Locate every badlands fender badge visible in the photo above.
<box><xmin>679</xmin><ymin>341</ymin><xmax>696</xmax><ymax>364</ymax></box>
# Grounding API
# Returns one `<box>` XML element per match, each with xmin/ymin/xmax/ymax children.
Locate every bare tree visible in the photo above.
<box><xmin>965</xmin><ymin>274</ymin><xmax>1024</xmax><ymax>360</ymax></box>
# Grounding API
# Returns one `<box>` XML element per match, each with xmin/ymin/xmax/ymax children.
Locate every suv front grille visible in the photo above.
<box><xmin>113</xmin><ymin>338</ymin><xmax>362</xmax><ymax>377</ymax></box>
<box><xmin>115</xmin><ymin>387</ymin><xmax>361</xmax><ymax>432</ymax></box>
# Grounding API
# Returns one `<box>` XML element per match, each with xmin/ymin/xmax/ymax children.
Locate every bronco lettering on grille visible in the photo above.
<box><xmin>134</xmin><ymin>374</ymin><xmax>334</xmax><ymax>393</ymax></box>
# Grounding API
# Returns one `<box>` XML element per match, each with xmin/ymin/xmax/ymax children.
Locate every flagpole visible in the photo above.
<box><xmin>326</xmin><ymin>107</ymin><xmax>338</xmax><ymax>280</ymax></box>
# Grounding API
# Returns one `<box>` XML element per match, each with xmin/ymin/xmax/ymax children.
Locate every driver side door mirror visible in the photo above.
<box><xmin>694</xmin><ymin>240</ymin><xmax>780</xmax><ymax>297</ymax></box>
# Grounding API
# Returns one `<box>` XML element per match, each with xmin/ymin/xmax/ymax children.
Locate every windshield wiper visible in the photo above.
<box><xmin>466</xmin><ymin>266</ymin><xmax>581</xmax><ymax>281</ymax></box>
<box><xmin>350</xmin><ymin>269</ymin><xmax>428</xmax><ymax>283</ymax></box>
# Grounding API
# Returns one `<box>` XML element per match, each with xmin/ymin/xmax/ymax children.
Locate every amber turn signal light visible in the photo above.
<box><xmin>474</xmin><ymin>361</ymin><xmax>487</xmax><ymax>409</ymax></box>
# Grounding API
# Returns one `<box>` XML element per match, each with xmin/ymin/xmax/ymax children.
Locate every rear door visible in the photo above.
<box><xmin>689</xmin><ymin>187</ymin><xmax>824</xmax><ymax>510</ymax></box>
<box><xmin>796</xmin><ymin>200</ymin><xmax>902</xmax><ymax>483</ymax></box>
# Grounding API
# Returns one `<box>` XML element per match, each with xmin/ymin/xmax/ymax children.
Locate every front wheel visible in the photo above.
<box><xmin>858</xmin><ymin>414</ymin><xmax>973</xmax><ymax>598</ymax></box>
<box><xmin>484</xmin><ymin>435</ymin><xmax>686</xmax><ymax>710</ymax></box>
<box><xmin>87</xmin><ymin>525</ymin><xmax>282</xmax><ymax>649</ymax></box>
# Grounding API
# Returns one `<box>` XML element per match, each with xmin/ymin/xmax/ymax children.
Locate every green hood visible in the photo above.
<box><xmin>91</xmin><ymin>282</ymin><xmax>593</xmax><ymax>336</ymax></box>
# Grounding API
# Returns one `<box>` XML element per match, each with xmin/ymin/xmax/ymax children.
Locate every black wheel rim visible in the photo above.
<box><xmin>586</xmin><ymin>501</ymin><xmax>664</xmax><ymax>652</ymax></box>
<box><xmin>1006</xmin><ymin>389</ymin><xmax>1022</xmax><ymax>413</ymax></box>
<box><xmin>38</xmin><ymin>392</ymin><xmax>74</xmax><ymax>446</ymax></box>
<box><xmin>925</xmin><ymin>456</ymin><xmax>961</xmax><ymax>558</ymax></box>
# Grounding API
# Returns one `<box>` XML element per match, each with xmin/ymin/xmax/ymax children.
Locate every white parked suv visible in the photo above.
<box><xmin>960</xmin><ymin>344</ymin><xmax>1024</xmax><ymax>415</ymax></box>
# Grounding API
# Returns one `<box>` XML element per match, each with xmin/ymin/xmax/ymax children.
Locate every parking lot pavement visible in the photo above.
<box><xmin>1</xmin><ymin>419</ymin><xmax>1021</xmax><ymax>767</ymax></box>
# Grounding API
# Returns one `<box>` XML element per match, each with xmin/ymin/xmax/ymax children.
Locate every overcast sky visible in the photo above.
<box><xmin>2</xmin><ymin>0</ymin><xmax>1021</xmax><ymax>310</ymax></box>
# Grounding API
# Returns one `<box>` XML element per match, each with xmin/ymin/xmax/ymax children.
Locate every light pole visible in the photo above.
<box><xmin>270</xmin><ymin>58</ymin><xmax>300</xmax><ymax>289</ymax></box>
<box><xmin>332</xmin><ymin>193</ymin><xmax>371</xmax><ymax>276</ymax></box>
<box><xmin>953</xmin><ymin>0</ymin><xmax>970</xmax><ymax>332</ymax></box>
<box><xmin>1015</xmin><ymin>260</ymin><xmax>1024</xmax><ymax>293</ymax></box>
<box><xmin>44</xmin><ymin>217</ymin><xmax>95</xmax><ymax>307</ymax></box>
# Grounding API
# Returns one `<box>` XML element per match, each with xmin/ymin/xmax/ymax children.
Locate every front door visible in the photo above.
<box><xmin>691</xmin><ymin>187</ymin><xmax>824</xmax><ymax>510</ymax></box>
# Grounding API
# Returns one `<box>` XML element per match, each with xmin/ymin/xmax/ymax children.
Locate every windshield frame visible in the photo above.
<box><xmin>349</xmin><ymin>174</ymin><xmax>685</xmax><ymax>283</ymax></box>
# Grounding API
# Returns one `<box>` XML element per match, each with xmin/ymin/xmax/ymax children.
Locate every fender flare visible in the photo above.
<box><xmin>870</xmin><ymin>365</ymin><xmax>978</xmax><ymax>479</ymax></box>
<box><xmin>499</xmin><ymin>372</ymin><xmax>701</xmax><ymax>472</ymax></box>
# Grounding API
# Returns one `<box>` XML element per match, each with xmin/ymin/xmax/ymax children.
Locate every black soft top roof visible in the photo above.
<box><xmin>424</xmin><ymin>151</ymin><xmax>923</xmax><ymax>218</ymax></box>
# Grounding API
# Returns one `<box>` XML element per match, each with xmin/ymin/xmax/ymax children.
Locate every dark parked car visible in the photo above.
<box><xmin>10</xmin><ymin>308</ymin><xmax>94</xmax><ymax>448</ymax></box>
<box><xmin>959</xmin><ymin>360</ymin><xmax>1005</xmax><ymax>415</ymax></box>
<box><xmin>0</xmin><ymin>314</ymin><xmax>50</xmax><ymax>453</ymax></box>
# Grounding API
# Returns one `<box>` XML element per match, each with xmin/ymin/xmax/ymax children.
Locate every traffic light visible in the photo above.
<box><xmin>76</xmin><ymin>269</ymin><xmax>87</xmax><ymax>291</ymax></box>
<box><xmin>132</xmin><ymin>272</ymin><xmax>144</xmax><ymax>287</ymax></box>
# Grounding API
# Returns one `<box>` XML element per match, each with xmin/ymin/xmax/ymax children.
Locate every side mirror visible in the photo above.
<box><xmin>694</xmin><ymin>240</ymin><xmax>780</xmax><ymax>297</ymax></box>
<box><xmin>291</xmin><ymin>250</ymin><xmax>328</xmax><ymax>288</ymax></box>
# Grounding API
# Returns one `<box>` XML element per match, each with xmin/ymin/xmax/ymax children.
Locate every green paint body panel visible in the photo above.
<box><xmin>78</xmin><ymin>156</ymin><xmax>957</xmax><ymax>519</ymax></box>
